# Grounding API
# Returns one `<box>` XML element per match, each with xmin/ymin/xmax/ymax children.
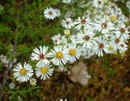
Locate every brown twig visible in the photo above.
<box><xmin>0</xmin><ymin>13</ymin><xmax>19</xmax><ymax>101</ymax></box>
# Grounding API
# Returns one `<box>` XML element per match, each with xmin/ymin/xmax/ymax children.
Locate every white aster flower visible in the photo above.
<box><xmin>51</xmin><ymin>34</ymin><xmax>62</xmax><ymax>45</ymax></box>
<box><xmin>35</xmin><ymin>63</ymin><xmax>53</xmax><ymax>80</ymax></box>
<box><xmin>84</xmin><ymin>10</ymin><xmax>91</xmax><ymax>18</ymax></box>
<box><xmin>114</xmin><ymin>24</ymin><xmax>129</xmax><ymax>41</ymax></box>
<box><xmin>77</xmin><ymin>46</ymin><xmax>87</xmax><ymax>57</ymax></box>
<box><xmin>30</xmin><ymin>46</ymin><xmax>50</xmax><ymax>66</ymax></box>
<box><xmin>67</xmin><ymin>44</ymin><xmax>81</xmax><ymax>63</ymax></box>
<box><xmin>74</xmin><ymin>17</ymin><xmax>92</xmax><ymax>30</ymax></box>
<box><xmin>77</xmin><ymin>30</ymin><xmax>95</xmax><ymax>48</ymax></box>
<box><xmin>118</xmin><ymin>41</ymin><xmax>128</xmax><ymax>51</ymax></box>
<box><xmin>84</xmin><ymin>48</ymin><xmax>95</xmax><ymax>59</ymax></box>
<box><xmin>93</xmin><ymin>0</ymin><xmax>104</xmax><ymax>9</ymax></box>
<box><xmin>93</xmin><ymin>36</ymin><xmax>107</xmax><ymax>57</ymax></box>
<box><xmin>61</xmin><ymin>18</ymin><xmax>74</xmax><ymax>29</ymax></box>
<box><xmin>67</xmin><ymin>34</ymin><xmax>78</xmax><ymax>45</ymax></box>
<box><xmin>13</xmin><ymin>62</ymin><xmax>33</xmax><ymax>82</ymax></box>
<box><xmin>94</xmin><ymin>18</ymin><xmax>115</xmax><ymax>34</ymax></box>
<box><xmin>104</xmin><ymin>42</ymin><xmax>115</xmax><ymax>54</ymax></box>
<box><xmin>54</xmin><ymin>9</ymin><xmax>61</xmax><ymax>17</ymax></box>
<box><xmin>48</xmin><ymin>46</ymin><xmax>69</xmax><ymax>66</ymax></box>
<box><xmin>43</xmin><ymin>7</ymin><xmax>56</xmax><ymax>20</ymax></box>
<box><xmin>30</xmin><ymin>78</ymin><xmax>37</xmax><ymax>86</ymax></box>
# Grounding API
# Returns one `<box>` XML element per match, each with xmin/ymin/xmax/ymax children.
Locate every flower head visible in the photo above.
<box><xmin>31</xmin><ymin>46</ymin><xmax>50</xmax><ymax>66</ymax></box>
<box><xmin>48</xmin><ymin>46</ymin><xmax>69</xmax><ymax>66</ymax></box>
<box><xmin>13</xmin><ymin>62</ymin><xmax>33</xmax><ymax>82</ymax></box>
<box><xmin>43</xmin><ymin>7</ymin><xmax>56</xmax><ymax>20</ymax></box>
<box><xmin>35</xmin><ymin>63</ymin><xmax>53</xmax><ymax>80</ymax></box>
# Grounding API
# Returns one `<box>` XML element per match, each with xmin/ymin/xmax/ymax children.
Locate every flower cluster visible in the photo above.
<box><xmin>13</xmin><ymin>0</ymin><xmax>129</xmax><ymax>84</ymax></box>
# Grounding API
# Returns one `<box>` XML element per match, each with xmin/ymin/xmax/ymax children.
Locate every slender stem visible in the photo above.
<box><xmin>0</xmin><ymin>13</ymin><xmax>19</xmax><ymax>101</ymax></box>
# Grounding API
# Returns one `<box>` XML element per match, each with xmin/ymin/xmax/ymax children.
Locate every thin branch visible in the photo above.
<box><xmin>0</xmin><ymin>14</ymin><xmax>19</xmax><ymax>101</ymax></box>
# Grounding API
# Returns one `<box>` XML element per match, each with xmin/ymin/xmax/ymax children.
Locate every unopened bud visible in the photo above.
<box><xmin>64</xmin><ymin>29</ymin><xmax>70</xmax><ymax>39</ymax></box>
<box><xmin>64</xmin><ymin>29</ymin><xmax>70</xmax><ymax>35</ymax></box>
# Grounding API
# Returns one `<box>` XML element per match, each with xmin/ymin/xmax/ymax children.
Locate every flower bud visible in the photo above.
<box><xmin>64</xmin><ymin>29</ymin><xmax>70</xmax><ymax>39</ymax></box>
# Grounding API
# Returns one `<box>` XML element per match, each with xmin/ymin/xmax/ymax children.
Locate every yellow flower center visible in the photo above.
<box><xmin>122</xmin><ymin>51</ymin><xmax>125</xmax><ymax>55</ymax></box>
<box><xmin>56</xmin><ymin>52</ymin><xmax>63</xmax><ymax>58</ymax></box>
<box><xmin>114</xmin><ymin>51</ymin><xmax>117</xmax><ymax>55</ymax></box>
<box><xmin>31</xmin><ymin>80</ymin><xmax>35</xmax><ymax>83</ymax></box>
<box><xmin>107</xmin><ymin>3</ymin><xmax>110</xmax><ymax>6</ymax></box>
<box><xmin>110</xmin><ymin>16</ymin><xmax>117</xmax><ymax>20</ymax></box>
<box><xmin>41</xmin><ymin>67</ymin><xmax>48</xmax><ymax>74</ymax></box>
<box><xmin>70</xmin><ymin>49</ymin><xmax>76</xmax><ymax>56</ymax></box>
<box><xmin>98</xmin><ymin>12</ymin><xmax>101</xmax><ymax>15</ymax></box>
<box><xmin>91</xmin><ymin>14</ymin><xmax>94</xmax><ymax>18</ymax></box>
<box><xmin>109</xmin><ymin>45</ymin><xmax>113</xmax><ymax>50</ymax></box>
<box><xmin>20</xmin><ymin>68</ymin><xmax>26</xmax><ymax>75</ymax></box>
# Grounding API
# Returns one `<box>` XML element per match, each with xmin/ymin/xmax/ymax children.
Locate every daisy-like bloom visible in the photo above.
<box><xmin>67</xmin><ymin>44</ymin><xmax>81</xmax><ymax>63</ymax></box>
<box><xmin>104</xmin><ymin>41</ymin><xmax>115</xmax><ymax>54</ymax></box>
<box><xmin>59</xmin><ymin>35</ymin><xmax>67</xmax><ymax>45</ymax></box>
<box><xmin>77</xmin><ymin>46</ymin><xmax>87</xmax><ymax>57</ymax></box>
<box><xmin>51</xmin><ymin>34</ymin><xmax>62</xmax><ymax>45</ymax></box>
<box><xmin>114</xmin><ymin>24</ymin><xmax>129</xmax><ymax>41</ymax></box>
<box><xmin>43</xmin><ymin>7</ymin><xmax>56</xmax><ymax>20</ymax></box>
<box><xmin>84</xmin><ymin>10</ymin><xmax>91</xmax><ymax>18</ymax></box>
<box><xmin>84</xmin><ymin>48</ymin><xmax>95</xmax><ymax>59</ymax></box>
<box><xmin>111</xmin><ymin>37</ymin><xmax>121</xmax><ymax>51</ymax></box>
<box><xmin>93</xmin><ymin>36</ymin><xmax>107</xmax><ymax>57</ymax></box>
<box><xmin>30</xmin><ymin>78</ymin><xmax>37</xmax><ymax>86</ymax></box>
<box><xmin>103</xmin><ymin>33</ymin><xmax>114</xmax><ymax>41</ymax></box>
<box><xmin>48</xmin><ymin>46</ymin><xmax>69</xmax><ymax>66</ymax></box>
<box><xmin>30</xmin><ymin>46</ymin><xmax>50</xmax><ymax>66</ymax></box>
<box><xmin>94</xmin><ymin>18</ymin><xmax>115</xmax><ymax>34</ymax></box>
<box><xmin>92</xmin><ymin>0</ymin><xmax>104</xmax><ymax>9</ymax></box>
<box><xmin>118</xmin><ymin>41</ymin><xmax>128</xmax><ymax>51</ymax></box>
<box><xmin>77</xmin><ymin>30</ymin><xmax>95</xmax><ymax>48</ymax></box>
<box><xmin>54</xmin><ymin>9</ymin><xmax>61</xmax><ymax>17</ymax></box>
<box><xmin>61</xmin><ymin>18</ymin><xmax>74</xmax><ymax>29</ymax></box>
<box><xmin>62</xmin><ymin>0</ymin><xmax>71</xmax><ymax>4</ymax></box>
<box><xmin>115</xmin><ymin>7</ymin><xmax>122</xmax><ymax>15</ymax></box>
<box><xmin>35</xmin><ymin>63</ymin><xmax>53</xmax><ymax>80</ymax></box>
<box><xmin>67</xmin><ymin>34</ymin><xmax>79</xmax><ymax>45</ymax></box>
<box><xmin>13</xmin><ymin>62</ymin><xmax>33</xmax><ymax>82</ymax></box>
<box><xmin>74</xmin><ymin>16</ymin><xmax>92</xmax><ymax>30</ymax></box>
